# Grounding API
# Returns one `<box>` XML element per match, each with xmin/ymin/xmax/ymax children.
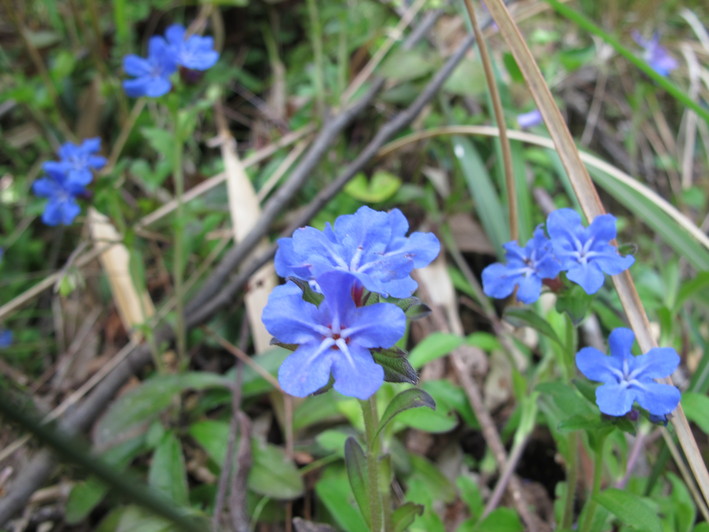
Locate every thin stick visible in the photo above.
<box><xmin>462</xmin><ymin>0</ymin><xmax>517</xmax><ymax>241</ymax></box>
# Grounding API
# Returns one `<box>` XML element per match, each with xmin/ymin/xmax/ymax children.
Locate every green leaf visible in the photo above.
<box><xmin>473</xmin><ymin>507</ymin><xmax>523</xmax><ymax>532</ymax></box>
<box><xmin>249</xmin><ymin>440</ymin><xmax>305</xmax><ymax>499</ymax></box>
<box><xmin>389</xmin><ymin>296</ymin><xmax>431</xmax><ymax>320</ymax></box>
<box><xmin>454</xmin><ymin>136</ymin><xmax>509</xmax><ymax>252</ymax></box>
<box><xmin>674</xmin><ymin>272</ymin><xmax>709</xmax><ymax>312</ymax></box>
<box><xmin>96</xmin><ymin>505</ymin><xmax>175</xmax><ymax>532</ymax></box>
<box><xmin>148</xmin><ymin>432</ymin><xmax>188</xmax><ymax>505</ymax></box>
<box><xmin>188</xmin><ymin>420</ymin><xmax>230</xmax><ymax>467</ymax></box>
<box><xmin>503</xmin><ymin>307</ymin><xmax>564</xmax><ymax>348</ymax></box>
<box><xmin>594</xmin><ymin>488</ymin><xmax>661</xmax><ymax>532</ymax></box>
<box><xmin>380</xmin><ymin>48</ymin><xmax>436</xmax><ymax>82</ymax></box>
<box><xmin>315</xmin><ymin>469</ymin><xmax>369</xmax><ymax>532</ymax></box>
<box><xmin>408</xmin><ymin>332</ymin><xmax>464</xmax><ymax>370</ymax></box>
<box><xmin>407</xmin><ymin>454</ymin><xmax>457</xmax><ymax>505</ymax></box>
<box><xmin>345</xmin><ymin>171</ymin><xmax>402</xmax><ymax>203</ymax></box>
<box><xmin>66</xmin><ymin>480</ymin><xmax>110</xmax><ymax>524</ymax></box>
<box><xmin>392</xmin><ymin>502</ymin><xmax>424</xmax><ymax>532</ymax></box>
<box><xmin>536</xmin><ymin>381</ymin><xmax>597</xmax><ymax>422</ymax></box>
<box><xmin>555</xmin><ymin>282</ymin><xmax>596</xmax><ymax>325</ymax></box>
<box><xmin>344</xmin><ymin>437</ymin><xmax>370</xmax><ymax>526</ymax></box>
<box><xmin>95</xmin><ymin>373</ymin><xmax>230</xmax><ymax>447</ymax></box>
<box><xmin>375</xmin><ymin>388</ymin><xmax>436</xmax><ymax>440</ymax></box>
<box><xmin>65</xmin><ymin>436</ymin><xmax>146</xmax><ymax>523</ymax></box>
<box><xmin>679</xmin><ymin>392</ymin><xmax>709</xmax><ymax>434</ymax></box>
<box><xmin>372</xmin><ymin>347</ymin><xmax>418</xmax><ymax>384</ymax></box>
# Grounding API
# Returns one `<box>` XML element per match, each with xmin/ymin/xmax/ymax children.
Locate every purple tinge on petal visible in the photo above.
<box><xmin>517</xmin><ymin>109</ymin><xmax>543</xmax><ymax>129</ymax></box>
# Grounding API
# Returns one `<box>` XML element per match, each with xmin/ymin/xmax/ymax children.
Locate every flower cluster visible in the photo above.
<box><xmin>0</xmin><ymin>329</ymin><xmax>12</xmax><ymax>349</ymax></box>
<box><xmin>123</xmin><ymin>24</ymin><xmax>219</xmax><ymax>98</ymax></box>
<box><xmin>262</xmin><ymin>206</ymin><xmax>440</xmax><ymax>400</ymax></box>
<box><xmin>632</xmin><ymin>32</ymin><xmax>678</xmax><ymax>77</ymax></box>
<box><xmin>33</xmin><ymin>138</ymin><xmax>106</xmax><ymax>226</ymax></box>
<box><xmin>576</xmin><ymin>328</ymin><xmax>681</xmax><ymax>418</ymax></box>
<box><xmin>482</xmin><ymin>208</ymin><xmax>634</xmax><ymax>303</ymax></box>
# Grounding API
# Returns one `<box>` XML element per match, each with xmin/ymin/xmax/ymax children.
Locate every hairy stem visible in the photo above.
<box><xmin>361</xmin><ymin>396</ymin><xmax>385</xmax><ymax>532</ymax></box>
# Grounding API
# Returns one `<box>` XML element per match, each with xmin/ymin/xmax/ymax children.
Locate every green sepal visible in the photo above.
<box><xmin>555</xmin><ymin>280</ymin><xmax>595</xmax><ymax>325</ymax></box>
<box><xmin>287</xmin><ymin>277</ymin><xmax>324</xmax><ymax>306</ymax></box>
<box><xmin>372</xmin><ymin>347</ymin><xmax>418</xmax><ymax>384</ymax></box>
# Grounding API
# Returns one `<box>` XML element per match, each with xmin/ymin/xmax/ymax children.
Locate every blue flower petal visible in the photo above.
<box><xmin>587</xmin><ymin>214</ymin><xmax>617</xmax><ymax>242</ymax></box>
<box><xmin>634</xmin><ymin>382</ymin><xmax>681</xmax><ymax>416</ymax></box>
<box><xmin>331</xmin><ymin>344</ymin><xmax>384</xmax><ymax>400</ymax></box>
<box><xmin>482</xmin><ymin>263</ymin><xmax>520</xmax><ymax>299</ymax></box>
<box><xmin>565</xmin><ymin>262</ymin><xmax>605</xmax><ymax>294</ymax></box>
<box><xmin>261</xmin><ymin>284</ymin><xmax>323</xmax><ymax>344</ymax></box>
<box><xmin>515</xmin><ymin>274</ymin><xmax>543</xmax><ymax>304</ymax></box>
<box><xmin>631</xmin><ymin>347</ymin><xmax>679</xmax><ymax>379</ymax></box>
<box><xmin>608</xmin><ymin>327</ymin><xmax>636</xmax><ymax>359</ymax></box>
<box><xmin>596</xmin><ymin>383</ymin><xmax>636</xmax><ymax>416</ymax></box>
<box><xmin>576</xmin><ymin>346</ymin><xmax>621</xmax><ymax>383</ymax></box>
<box><xmin>278</xmin><ymin>342</ymin><xmax>335</xmax><ymax>397</ymax></box>
<box><xmin>348</xmin><ymin>303</ymin><xmax>406</xmax><ymax>348</ymax></box>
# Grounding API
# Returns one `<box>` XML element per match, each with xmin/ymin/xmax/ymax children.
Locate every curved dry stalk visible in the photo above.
<box><xmin>377</xmin><ymin>125</ymin><xmax>709</xmax><ymax>253</ymax></box>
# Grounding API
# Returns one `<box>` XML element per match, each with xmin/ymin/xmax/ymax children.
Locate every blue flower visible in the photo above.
<box><xmin>547</xmin><ymin>208</ymin><xmax>634</xmax><ymax>295</ymax></box>
<box><xmin>275</xmin><ymin>206</ymin><xmax>440</xmax><ymax>298</ymax></box>
<box><xmin>123</xmin><ymin>36</ymin><xmax>178</xmax><ymax>97</ymax></box>
<box><xmin>165</xmin><ymin>25</ymin><xmax>219</xmax><ymax>71</ymax></box>
<box><xmin>576</xmin><ymin>328</ymin><xmax>681</xmax><ymax>417</ymax></box>
<box><xmin>482</xmin><ymin>227</ymin><xmax>562</xmax><ymax>304</ymax></box>
<box><xmin>517</xmin><ymin>109</ymin><xmax>542</xmax><ymax>129</ymax></box>
<box><xmin>32</xmin><ymin>167</ymin><xmax>83</xmax><ymax>226</ymax></box>
<box><xmin>262</xmin><ymin>271</ymin><xmax>406</xmax><ymax>400</ymax></box>
<box><xmin>632</xmin><ymin>32</ymin><xmax>678</xmax><ymax>77</ymax></box>
<box><xmin>0</xmin><ymin>330</ymin><xmax>11</xmax><ymax>348</ymax></box>
<box><xmin>43</xmin><ymin>137</ymin><xmax>106</xmax><ymax>188</ymax></box>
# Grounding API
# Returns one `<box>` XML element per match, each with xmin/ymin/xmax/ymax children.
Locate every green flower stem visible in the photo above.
<box><xmin>560</xmin><ymin>314</ymin><xmax>579</xmax><ymax>528</ymax></box>
<box><xmin>172</xmin><ymin>109</ymin><xmax>187</xmax><ymax>367</ymax></box>
<box><xmin>561</xmin><ymin>432</ymin><xmax>579</xmax><ymax>530</ymax></box>
<box><xmin>579</xmin><ymin>434</ymin><xmax>607</xmax><ymax>532</ymax></box>
<box><xmin>361</xmin><ymin>396</ymin><xmax>385</xmax><ymax>532</ymax></box>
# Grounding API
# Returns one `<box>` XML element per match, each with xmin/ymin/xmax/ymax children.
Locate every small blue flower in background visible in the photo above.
<box><xmin>576</xmin><ymin>327</ymin><xmax>681</xmax><ymax>417</ymax></box>
<box><xmin>482</xmin><ymin>227</ymin><xmax>562</xmax><ymax>304</ymax></box>
<box><xmin>0</xmin><ymin>330</ymin><xmax>12</xmax><ymax>349</ymax></box>
<box><xmin>517</xmin><ymin>109</ymin><xmax>543</xmax><ymax>129</ymax></box>
<box><xmin>547</xmin><ymin>208</ymin><xmax>634</xmax><ymax>295</ymax></box>
<box><xmin>33</xmin><ymin>138</ymin><xmax>105</xmax><ymax>226</ymax></box>
<box><xmin>43</xmin><ymin>137</ymin><xmax>106</xmax><ymax>188</ymax></box>
<box><xmin>33</xmin><ymin>167</ymin><xmax>84</xmax><ymax>226</ymax></box>
<box><xmin>262</xmin><ymin>271</ymin><xmax>406</xmax><ymax>400</ymax></box>
<box><xmin>123</xmin><ymin>36</ymin><xmax>178</xmax><ymax>97</ymax></box>
<box><xmin>632</xmin><ymin>32</ymin><xmax>678</xmax><ymax>77</ymax></box>
<box><xmin>165</xmin><ymin>25</ymin><xmax>219</xmax><ymax>71</ymax></box>
<box><xmin>275</xmin><ymin>206</ymin><xmax>440</xmax><ymax>298</ymax></box>
<box><xmin>123</xmin><ymin>24</ymin><xmax>219</xmax><ymax>98</ymax></box>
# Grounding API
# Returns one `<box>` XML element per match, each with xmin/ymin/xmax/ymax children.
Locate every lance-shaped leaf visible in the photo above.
<box><xmin>375</xmin><ymin>388</ymin><xmax>436</xmax><ymax>441</ymax></box>
<box><xmin>344</xmin><ymin>437</ymin><xmax>370</xmax><ymax>527</ymax></box>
